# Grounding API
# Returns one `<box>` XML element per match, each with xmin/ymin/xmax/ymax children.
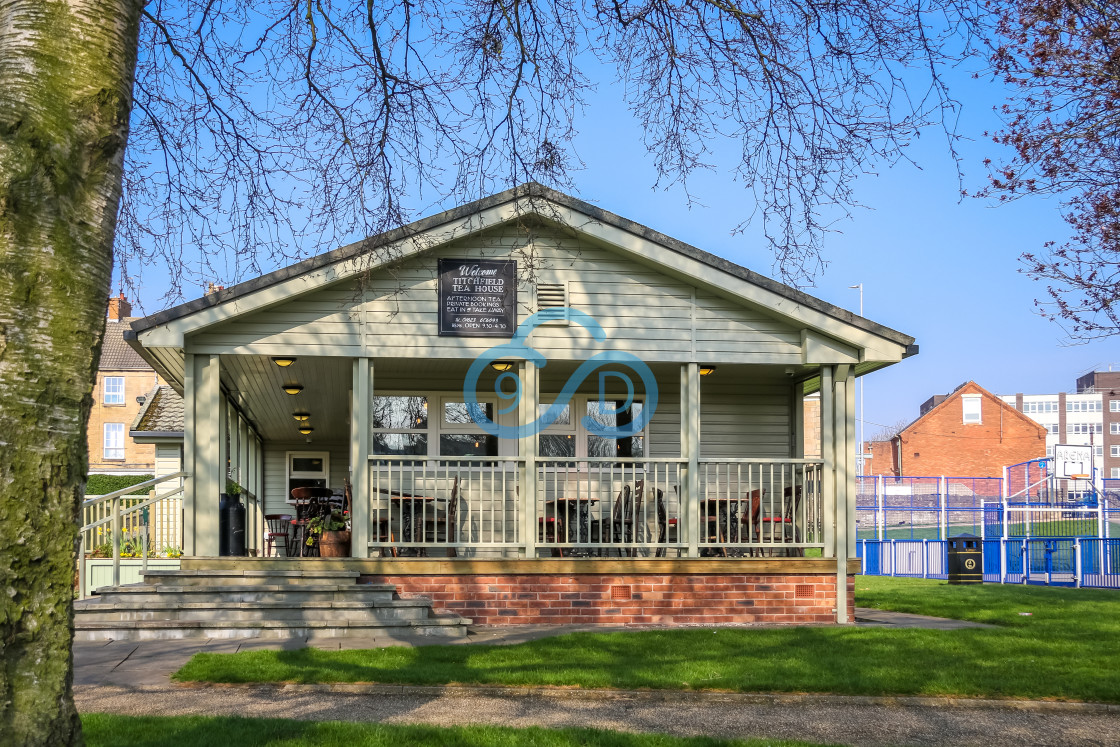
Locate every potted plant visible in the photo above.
<box><xmin>307</xmin><ymin>509</ymin><xmax>351</xmax><ymax>557</ymax></box>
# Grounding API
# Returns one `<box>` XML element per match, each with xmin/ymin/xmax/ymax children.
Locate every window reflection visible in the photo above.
<box><xmin>370</xmin><ymin>396</ymin><xmax>428</xmax><ymax>430</ymax></box>
<box><xmin>538</xmin><ymin>403</ymin><xmax>571</xmax><ymax>426</ymax></box>
<box><xmin>372</xmin><ymin>433</ymin><xmax>428</xmax><ymax>455</ymax></box>
<box><xmin>444</xmin><ymin>401</ymin><xmax>494</xmax><ymax>425</ymax></box>
<box><xmin>539</xmin><ymin>434</ymin><xmax>576</xmax><ymax>458</ymax></box>
<box><xmin>586</xmin><ymin>399</ymin><xmax>644</xmax><ymax>458</ymax></box>
<box><xmin>439</xmin><ymin>433</ymin><xmax>498</xmax><ymax>457</ymax></box>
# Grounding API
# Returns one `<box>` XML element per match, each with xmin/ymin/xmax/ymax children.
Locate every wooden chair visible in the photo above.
<box><xmin>422</xmin><ymin>476</ymin><xmax>460</xmax><ymax>558</ymax></box>
<box><xmin>758</xmin><ymin>486</ymin><xmax>803</xmax><ymax>556</ymax></box>
<box><xmin>654</xmin><ymin>488</ymin><xmax>678</xmax><ymax>557</ymax></box>
<box><xmin>290</xmin><ymin>486</ymin><xmax>333</xmax><ymax>557</ymax></box>
<box><xmin>592</xmin><ymin>481</ymin><xmax>644</xmax><ymax>557</ymax></box>
<box><xmin>264</xmin><ymin>514</ymin><xmax>293</xmax><ymax>557</ymax></box>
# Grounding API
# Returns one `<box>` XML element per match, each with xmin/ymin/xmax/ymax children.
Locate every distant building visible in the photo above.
<box><xmin>1001</xmin><ymin>369</ymin><xmax>1120</xmax><ymax>485</ymax></box>
<box><xmin>87</xmin><ymin>294</ymin><xmax>164</xmax><ymax>475</ymax></box>
<box><xmin>864</xmin><ymin>381</ymin><xmax>1046</xmax><ymax>478</ymax></box>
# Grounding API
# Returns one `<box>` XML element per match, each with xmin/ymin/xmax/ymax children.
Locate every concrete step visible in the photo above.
<box><xmin>73</xmin><ymin>599</ymin><xmax>431</xmax><ymax>624</ymax></box>
<box><xmin>72</xmin><ymin>616</ymin><xmax>471</xmax><ymax>642</ymax></box>
<box><xmin>93</xmin><ymin>584</ymin><xmax>398</xmax><ymax>605</ymax></box>
<box><xmin>141</xmin><ymin>569</ymin><xmax>361</xmax><ymax>586</ymax></box>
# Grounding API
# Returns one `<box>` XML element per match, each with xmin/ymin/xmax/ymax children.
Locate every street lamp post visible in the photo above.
<box><xmin>849</xmin><ymin>284</ymin><xmax>865</xmax><ymax>476</ymax></box>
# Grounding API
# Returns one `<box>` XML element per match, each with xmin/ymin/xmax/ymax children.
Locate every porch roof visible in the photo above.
<box><xmin>127</xmin><ymin>185</ymin><xmax>914</xmax><ymax>364</ymax></box>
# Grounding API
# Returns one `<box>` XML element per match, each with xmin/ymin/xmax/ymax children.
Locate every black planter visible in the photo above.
<box><xmin>219</xmin><ymin>493</ymin><xmax>246</xmax><ymax>557</ymax></box>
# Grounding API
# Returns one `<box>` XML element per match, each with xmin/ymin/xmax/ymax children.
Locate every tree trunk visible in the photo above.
<box><xmin>0</xmin><ymin>0</ymin><xmax>142</xmax><ymax>743</ymax></box>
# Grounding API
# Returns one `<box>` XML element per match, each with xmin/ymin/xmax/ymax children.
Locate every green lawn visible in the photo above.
<box><xmin>173</xmin><ymin>577</ymin><xmax>1120</xmax><ymax>703</ymax></box>
<box><xmin>81</xmin><ymin>714</ymin><xmax>827</xmax><ymax>747</ymax></box>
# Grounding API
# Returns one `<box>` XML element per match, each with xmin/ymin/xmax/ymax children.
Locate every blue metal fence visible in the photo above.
<box><xmin>858</xmin><ymin>538</ymin><xmax>1120</xmax><ymax>589</ymax></box>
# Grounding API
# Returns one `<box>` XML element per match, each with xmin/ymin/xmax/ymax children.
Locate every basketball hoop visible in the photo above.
<box><xmin>1070</xmin><ymin>474</ymin><xmax>1090</xmax><ymax>481</ymax></box>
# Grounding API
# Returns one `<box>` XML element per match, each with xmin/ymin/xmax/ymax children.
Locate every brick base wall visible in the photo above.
<box><xmin>360</xmin><ymin>572</ymin><xmax>856</xmax><ymax>625</ymax></box>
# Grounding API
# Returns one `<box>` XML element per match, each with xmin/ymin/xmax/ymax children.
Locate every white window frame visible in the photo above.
<box><xmin>103</xmin><ymin>376</ymin><xmax>125</xmax><ymax>405</ymax></box>
<box><xmin>1110</xmin><ymin>400</ymin><xmax>1120</xmax><ymax>413</ymax></box>
<box><xmin>1113</xmin><ymin>423</ymin><xmax>1120</xmax><ymax>435</ymax></box>
<box><xmin>1113</xmin><ymin>467</ymin><xmax>1120</xmax><ymax>479</ymax></box>
<box><xmin>367</xmin><ymin>391</ymin><xmax>650</xmax><ymax>463</ymax></box>
<box><xmin>103</xmin><ymin>423</ymin><xmax>125</xmax><ymax>460</ymax></box>
<box><xmin>961</xmin><ymin>395</ymin><xmax>982</xmax><ymax>424</ymax></box>
<box><xmin>1111</xmin><ymin>445</ymin><xmax>1120</xmax><ymax>458</ymax></box>
<box><xmin>286</xmin><ymin>451</ymin><xmax>330</xmax><ymax>498</ymax></box>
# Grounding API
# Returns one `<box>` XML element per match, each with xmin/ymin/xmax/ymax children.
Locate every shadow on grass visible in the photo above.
<box><xmin>81</xmin><ymin>714</ymin><xmax>824</xmax><ymax>747</ymax></box>
<box><xmin>171</xmin><ymin>580</ymin><xmax>1120</xmax><ymax>704</ymax></box>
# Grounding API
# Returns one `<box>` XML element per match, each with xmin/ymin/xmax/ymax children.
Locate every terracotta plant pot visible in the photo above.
<box><xmin>318</xmin><ymin>529</ymin><xmax>352</xmax><ymax>557</ymax></box>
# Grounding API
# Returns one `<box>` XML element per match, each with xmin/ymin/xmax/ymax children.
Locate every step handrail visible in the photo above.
<box><xmin>82</xmin><ymin>471</ymin><xmax>186</xmax><ymax>508</ymax></box>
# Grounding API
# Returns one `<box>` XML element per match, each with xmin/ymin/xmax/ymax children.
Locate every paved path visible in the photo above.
<box><xmin>74</xmin><ymin>611</ymin><xmax>1118</xmax><ymax>746</ymax></box>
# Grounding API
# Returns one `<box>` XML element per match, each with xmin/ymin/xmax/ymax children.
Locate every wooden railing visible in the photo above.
<box><xmin>365</xmin><ymin>457</ymin><xmax>824</xmax><ymax>558</ymax></box>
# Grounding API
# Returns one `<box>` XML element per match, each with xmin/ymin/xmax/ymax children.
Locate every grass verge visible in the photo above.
<box><xmin>81</xmin><ymin>714</ymin><xmax>827</xmax><ymax>747</ymax></box>
<box><xmin>172</xmin><ymin>577</ymin><xmax>1120</xmax><ymax>703</ymax></box>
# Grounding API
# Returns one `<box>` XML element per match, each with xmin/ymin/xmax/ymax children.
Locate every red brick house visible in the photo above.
<box><xmin>865</xmin><ymin>381</ymin><xmax>1046</xmax><ymax>478</ymax></box>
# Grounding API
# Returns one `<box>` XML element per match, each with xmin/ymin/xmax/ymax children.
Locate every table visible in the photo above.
<box><xmin>701</xmin><ymin>492</ymin><xmax>761</xmax><ymax>556</ymax></box>
<box><xmin>545</xmin><ymin>498</ymin><xmax>599</xmax><ymax>556</ymax></box>
<box><xmin>382</xmin><ymin>492</ymin><xmax>444</xmax><ymax>557</ymax></box>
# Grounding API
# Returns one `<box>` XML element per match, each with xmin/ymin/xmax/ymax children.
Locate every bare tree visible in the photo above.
<box><xmin>1</xmin><ymin>1</ymin><xmax>985</xmax><ymax>742</ymax></box>
<box><xmin>984</xmin><ymin>0</ymin><xmax>1120</xmax><ymax>339</ymax></box>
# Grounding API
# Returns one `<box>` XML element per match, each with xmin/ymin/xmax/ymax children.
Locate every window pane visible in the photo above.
<box><xmin>443</xmin><ymin>401</ymin><xmax>493</xmax><ymax>425</ymax></box>
<box><xmin>291</xmin><ymin>457</ymin><xmax>324</xmax><ymax>473</ymax></box>
<box><xmin>370</xmin><ymin>396</ymin><xmax>428</xmax><ymax>430</ymax></box>
<box><xmin>439</xmin><ymin>433</ymin><xmax>498</xmax><ymax>457</ymax></box>
<box><xmin>586</xmin><ymin>400</ymin><xmax>643</xmax><ymax>430</ymax></box>
<box><xmin>588</xmin><ymin>435</ymin><xmax>644</xmax><ymax>458</ymax></box>
<box><xmin>104</xmin><ymin>377</ymin><xmax>124</xmax><ymax>405</ymax></box>
<box><xmin>538</xmin><ymin>403</ymin><xmax>571</xmax><ymax>426</ymax></box>
<box><xmin>103</xmin><ymin>423</ymin><xmax>124</xmax><ymax>460</ymax></box>
<box><xmin>372</xmin><ymin>433</ymin><xmax>428</xmax><ymax>455</ymax></box>
<box><xmin>539</xmin><ymin>434</ymin><xmax>576</xmax><ymax>458</ymax></box>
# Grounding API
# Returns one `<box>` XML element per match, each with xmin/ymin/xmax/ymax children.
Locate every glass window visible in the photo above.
<box><xmin>103</xmin><ymin>423</ymin><xmax>124</xmax><ymax>460</ymax></box>
<box><xmin>586</xmin><ymin>399</ymin><xmax>645</xmax><ymax>458</ymax></box>
<box><xmin>538</xmin><ymin>403</ymin><xmax>571</xmax><ymax>426</ymax></box>
<box><xmin>1111</xmin><ymin>445</ymin><xmax>1120</xmax><ymax>458</ymax></box>
<box><xmin>371</xmin><ymin>396</ymin><xmax>428</xmax><ymax>430</ymax></box>
<box><xmin>103</xmin><ymin>377</ymin><xmax>125</xmax><ymax>405</ymax></box>
<box><xmin>961</xmin><ymin>395</ymin><xmax>981</xmax><ymax>424</ymax></box>
<box><xmin>1046</xmin><ymin>445</ymin><xmax>1054</xmax><ymax>457</ymax></box>
<box><xmin>1113</xmin><ymin>423</ymin><xmax>1120</xmax><ymax>435</ymax></box>
<box><xmin>439</xmin><ymin>433</ymin><xmax>498</xmax><ymax>457</ymax></box>
<box><xmin>372</xmin><ymin>432</ymin><xmax>428</xmax><ymax>456</ymax></box>
<box><xmin>1113</xmin><ymin>468</ymin><xmax>1120</xmax><ymax>479</ymax></box>
<box><xmin>443</xmin><ymin>401</ymin><xmax>493</xmax><ymax>425</ymax></box>
<box><xmin>1111</xmin><ymin>400</ymin><xmax>1120</xmax><ymax>413</ymax></box>
<box><xmin>1094</xmin><ymin>445</ymin><xmax>1103</xmax><ymax>457</ymax></box>
<box><xmin>539</xmin><ymin>433</ymin><xmax>576</xmax><ymax>458</ymax></box>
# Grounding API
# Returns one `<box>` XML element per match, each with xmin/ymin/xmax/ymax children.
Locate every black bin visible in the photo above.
<box><xmin>219</xmin><ymin>493</ymin><xmax>246</xmax><ymax>556</ymax></box>
<box><xmin>947</xmin><ymin>534</ymin><xmax>982</xmax><ymax>585</ymax></box>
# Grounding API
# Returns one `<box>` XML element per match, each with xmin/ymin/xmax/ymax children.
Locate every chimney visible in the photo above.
<box><xmin>107</xmin><ymin>292</ymin><xmax>132</xmax><ymax>321</ymax></box>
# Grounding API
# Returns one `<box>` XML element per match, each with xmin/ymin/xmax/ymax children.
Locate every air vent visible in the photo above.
<box><xmin>795</xmin><ymin>584</ymin><xmax>813</xmax><ymax>599</ymax></box>
<box><xmin>610</xmin><ymin>584</ymin><xmax>632</xmax><ymax>601</ymax></box>
<box><xmin>536</xmin><ymin>282</ymin><xmax>568</xmax><ymax>324</ymax></box>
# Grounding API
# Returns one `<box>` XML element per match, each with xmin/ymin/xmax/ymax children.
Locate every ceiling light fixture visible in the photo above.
<box><xmin>292</xmin><ymin>412</ymin><xmax>311</xmax><ymax>422</ymax></box>
<box><xmin>490</xmin><ymin>361</ymin><xmax>515</xmax><ymax>373</ymax></box>
<box><xmin>281</xmin><ymin>383</ymin><xmax>304</xmax><ymax>395</ymax></box>
<box><xmin>271</xmin><ymin>356</ymin><xmax>297</xmax><ymax>367</ymax></box>
<box><xmin>298</xmin><ymin>425</ymin><xmax>314</xmax><ymax>435</ymax></box>
<box><xmin>699</xmin><ymin>365</ymin><xmax>717</xmax><ymax>376</ymax></box>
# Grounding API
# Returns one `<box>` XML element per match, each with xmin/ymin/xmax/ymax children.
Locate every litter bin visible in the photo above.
<box><xmin>219</xmin><ymin>493</ymin><xmax>246</xmax><ymax>556</ymax></box>
<box><xmin>947</xmin><ymin>533</ymin><xmax>982</xmax><ymax>585</ymax></box>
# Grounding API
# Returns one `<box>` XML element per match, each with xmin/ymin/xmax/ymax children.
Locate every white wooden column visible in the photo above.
<box><xmin>845</xmin><ymin>370</ymin><xmax>857</xmax><ymax>559</ymax></box>
<box><xmin>681</xmin><ymin>363</ymin><xmax>700</xmax><ymax>556</ymax></box>
<box><xmin>820</xmin><ymin>365</ymin><xmax>835</xmax><ymax>560</ymax></box>
<box><xmin>791</xmin><ymin>383</ymin><xmax>805</xmax><ymax>459</ymax></box>
<box><xmin>519</xmin><ymin>360</ymin><xmax>539</xmax><ymax>557</ymax></box>
<box><xmin>833</xmin><ymin>365</ymin><xmax>851</xmax><ymax>624</ymax></box>
<box><xmin>185</xmin><ymin>354</ymin><xmax>223</xmax><ymax>557</ymax></box>
<box><xmin>350</xmin><ymin>358</ymin><xmax>372</xmax><ymax>556</ymax></box>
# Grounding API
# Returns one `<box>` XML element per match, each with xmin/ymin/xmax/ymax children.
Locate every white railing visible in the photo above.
<box><xmin>697</xmin><ymin>459</ymin><xmax>824</xmax><ymax>555</ymax></box>
<box><xmin>366</xmin><ymin>457</ymin><xmax>823</xmax><ymax>558</ymax></box>
<box><xmin>77</xmin><ymin>472</ymin><xmax>186</xmax><ymax>598</ymax></box>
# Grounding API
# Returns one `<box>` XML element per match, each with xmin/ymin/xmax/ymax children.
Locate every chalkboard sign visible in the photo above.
<box><xmin>438</xmin><ymin>259</ymin><xmax>517</xmax><ymax>337</ymax></box>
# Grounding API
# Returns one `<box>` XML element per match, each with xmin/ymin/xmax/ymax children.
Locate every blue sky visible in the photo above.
<box><xmin>121</xmin><ymin>50</ymin><xmax>1117</xmax><ymax>439</ymax></box>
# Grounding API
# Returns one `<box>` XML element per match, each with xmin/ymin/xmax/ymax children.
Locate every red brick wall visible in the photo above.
<box><xmin>866</xmin><ymin>382</ymin><xmax>1045</xmax><ymax>478</ymax></box>
<box><xmin>360</xmin><ymin>572</ymin><xmax>855</xmax><ymax>625</ymax></box>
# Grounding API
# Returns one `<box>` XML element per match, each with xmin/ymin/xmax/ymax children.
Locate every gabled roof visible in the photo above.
<box><xmin>130</xmin><ymin>385</ymin><xmax>184</xmax><ymax>437</ymax></box>
<box><xmin>128</xmin><ymin>183</ymin><xmax>914</xmax><ymax>353</ymax></box>
<box><xmin>899</xmin><ymin>381</ymin><xmax>1046</xmax><ymax>439</ymax></box>
<box><xmin>100</xmin><ymin>318</ymin><xmax>150</xmax><ymax>370</ymax></box>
